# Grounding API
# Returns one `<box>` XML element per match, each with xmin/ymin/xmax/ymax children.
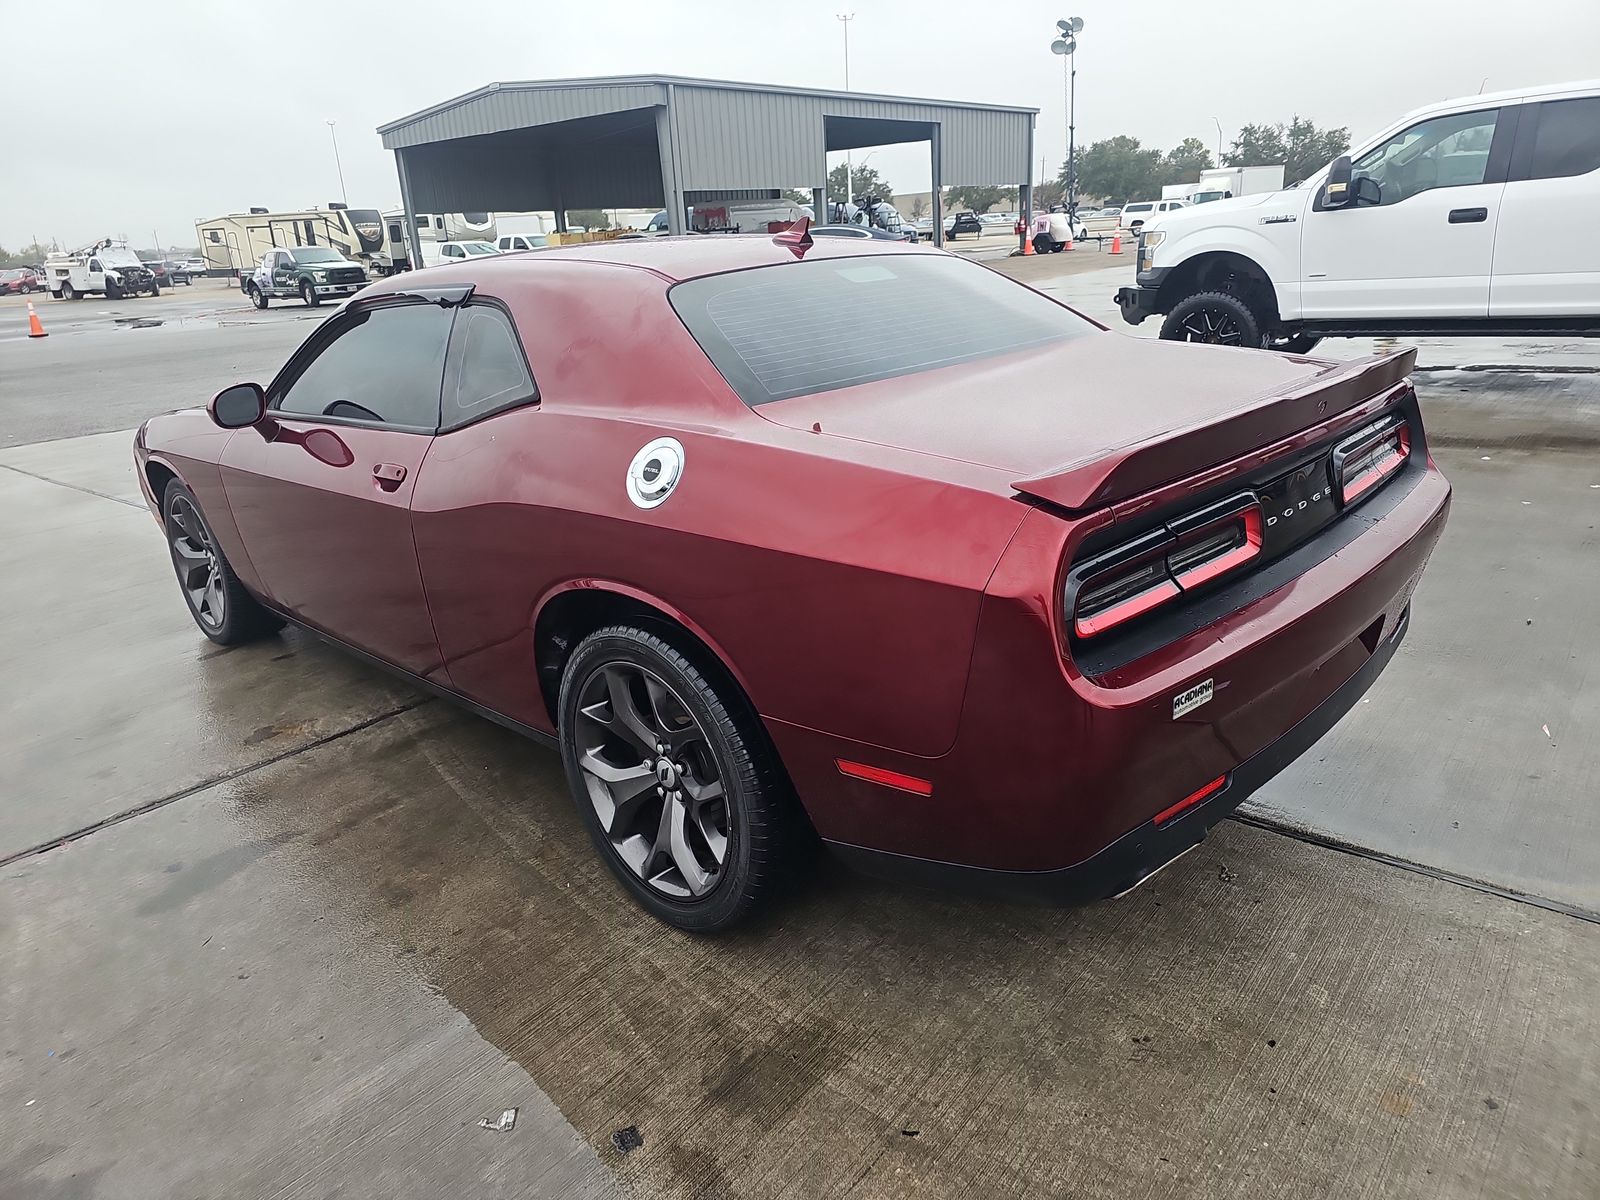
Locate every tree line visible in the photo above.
<box><xmin>1057</xmin><ymin>117</ymin><xmax>1350</xmax><ymax>205</ymax></box>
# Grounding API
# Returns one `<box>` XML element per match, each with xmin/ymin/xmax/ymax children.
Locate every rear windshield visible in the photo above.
<box><xmin>670</xmin><ymin>254</ymin><xmax>1092</xmax><ymax>406</ymax></box>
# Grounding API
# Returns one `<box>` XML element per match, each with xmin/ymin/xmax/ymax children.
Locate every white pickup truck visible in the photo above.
<box><xmin>1115</xmin><ymin>79</ymin><xmax>1600</xmax><ymax>350</ymax></box>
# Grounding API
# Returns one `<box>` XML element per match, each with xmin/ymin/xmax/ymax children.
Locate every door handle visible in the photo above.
<box><xmin>1448</xmin><ymin>207</ymin><xmax>1488</xmax><ymax>223</ymax></box>
<box><xmin>372</xmin><ymin>462</ymin><xmax>407</xmax><ymax>490</ymax></box>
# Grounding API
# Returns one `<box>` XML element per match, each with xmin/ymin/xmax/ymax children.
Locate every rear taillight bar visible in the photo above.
<box><xmin>1333</xmin><ymin>417</ymin><xmax>1411</xmax><ymax>505</ymax></box>
<box><xmin>1070</xmin><ymin>493</ymin><xmax>1263</xmax><ymax>639</ymax></box>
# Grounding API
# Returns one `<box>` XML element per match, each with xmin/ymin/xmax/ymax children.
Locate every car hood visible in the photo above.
<box><xmin>757</xmin><ymin>332</ymin><xmax>1413</xmax><ymax>511</ymax></box>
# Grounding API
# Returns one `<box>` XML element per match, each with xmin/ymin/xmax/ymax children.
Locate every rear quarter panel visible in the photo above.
<box><xmin>409</xmin><ymin>262</ymin><xmax>1029</xmax><ymax>755</ymax></box>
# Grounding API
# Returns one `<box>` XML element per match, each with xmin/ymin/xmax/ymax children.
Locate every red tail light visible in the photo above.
<box><xmin>1071</xmin><ymin>494</ymin><xmax>1264</xmax><ymax>639</ymax></box>
<box><xmin>1334</xmin><ymin>417</ymin><xmax>1411</xmax><ymax>504</ymax></box>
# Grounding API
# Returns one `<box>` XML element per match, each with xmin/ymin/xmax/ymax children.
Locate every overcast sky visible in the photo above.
<box><xmin>4</xmin><ymin>0</ymin><xmax>1598</xmax><ymax>249</ymax></box>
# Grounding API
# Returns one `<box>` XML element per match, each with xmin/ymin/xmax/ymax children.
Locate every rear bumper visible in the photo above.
<box><xmin>828</xmin><ymin>603</ymin><xmax>1409</xmax><ymax>903</ymax></box>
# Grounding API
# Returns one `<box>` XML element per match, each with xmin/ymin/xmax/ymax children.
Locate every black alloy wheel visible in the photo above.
<box><xmin>162</xmin><ymin>481</ymin><xmax>282</xmax><ymax>645</ymax></box>
<box><xmin>558</xmin><ymin>625</ymin><xmax>802</xmax><ymax>931</ymax></box>
<box><xmin>167</xmin><ymin>490</ymin><xmax>226</xmax><ymax>634</ymax></box>
<box><xmin>1159</xmin><ymin>290</ymin><xmax>1264</xmax><ymax>347</ymax></box>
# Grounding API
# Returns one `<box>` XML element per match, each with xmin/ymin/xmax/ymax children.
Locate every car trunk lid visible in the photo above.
<box><xmin>757</xmin><ymin>334</ymin><xmax>1415</xmax><ymax>511</ymax></box>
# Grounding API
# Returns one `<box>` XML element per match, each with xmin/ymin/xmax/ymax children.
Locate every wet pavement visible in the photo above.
<box><xmin>2</xmin><ymin>254</ymin><xmax>1597</xmax><ymax>1198</ymax></box>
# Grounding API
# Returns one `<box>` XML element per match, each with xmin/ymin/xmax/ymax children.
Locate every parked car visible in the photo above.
<box><xmin>430</xmin><ymin>240</ymin><xmax>502</xmax><ymax>265</ymax></box>
<box><xmin>810</xmin><ymin>224</ymin><xmax>914</xmax><ymax>242</ymax></box>
<box><xmin>946</xmin><ymin>210</ymin><xmax>984</xmax><ymax>240</ymax></box>
<box><xmin>145</xmin><ymin>260</ymin><xmax>194</xmax><ymax>286</ymax></box>
<box><xmin>135</xmin><ymin>235</ymin><xmax>1449</xmax><ymax>932</ymax></box>
<box><xmin>0</xmin><ymin>267</ymin><xmax>42</xmax><ymax>294</ymax></box>
<box><xmin>182</xmin><ymin>258</ymin><xmax>208</xmax><ymax>277</ymax></box>
<box><xmin>497</xmin><ymin>233</ymin><xmax>548</xmax><ymax>252</ymax></box>
<box><xmin>1118</xmin><ymin>199</ymin><xmax>1189</xmax><ymax>233</ymax></box>
<box><xmin>1116</xmin><ymin>79</ymin><xmax>1600</xmax><ymax>351</ymax></box>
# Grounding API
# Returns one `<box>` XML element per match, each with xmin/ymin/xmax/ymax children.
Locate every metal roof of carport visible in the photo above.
<box><xmin>377</xmin><ymin>75</ymin><xmax>1037</xmax><ymax>246</ymax></box>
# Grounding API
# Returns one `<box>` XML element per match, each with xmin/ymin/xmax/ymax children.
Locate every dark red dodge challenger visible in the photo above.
<box><xmin>136</xmin><ymin>228</ymin><xmax>1450</xmax><ymax>931</ymax></box>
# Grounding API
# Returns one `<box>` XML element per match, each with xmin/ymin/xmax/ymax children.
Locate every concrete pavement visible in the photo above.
<box><xmin>2</xmin><ymin>250</ymin><xmax>1597</xmax><ymax>1198</ymax></box>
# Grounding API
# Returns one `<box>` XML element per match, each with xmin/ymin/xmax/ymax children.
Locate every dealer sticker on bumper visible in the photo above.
<box><xmin>1172</xmin><ymin>678</ymin><xmax>1213</xmax><ymax>719</ymax></box>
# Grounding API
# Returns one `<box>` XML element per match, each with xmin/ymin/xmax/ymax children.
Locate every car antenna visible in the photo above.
<box><xmin>773</xmin><ymin>215</ymin><xmax>813</xmax><ymax>257</ymax></box>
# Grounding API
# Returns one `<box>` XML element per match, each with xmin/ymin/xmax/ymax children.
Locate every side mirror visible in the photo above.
<box><xmin>1322</xmin><ymin>155</ymin><xmax>1354</xmax><ymax>208</ymax></box>
<box><xmin>209</xmin><ymin>382</ymin><xmax>266</xmax><ymax>429</ymax></box>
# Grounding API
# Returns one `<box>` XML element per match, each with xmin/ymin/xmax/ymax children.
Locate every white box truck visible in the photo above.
<box><xmin>1191</xmin><ymin>165</ymin><xmax>1285</xmax><ymax>204</ymax></box>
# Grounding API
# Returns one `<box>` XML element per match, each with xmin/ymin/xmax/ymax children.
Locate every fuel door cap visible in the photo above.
<box><xmin>626</xmin><ymin>437</ymin><xmax>685</xmax><ymax>509</ymax></box>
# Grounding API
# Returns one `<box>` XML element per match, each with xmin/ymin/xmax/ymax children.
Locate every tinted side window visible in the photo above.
<box><xmin>1352</xmin><ymin>108</ymin><xmax>1499</xmax><ymax>205</ymax></box>
<box><xmin>274</xmin><ymin>303</ymin><xmax>453</xmax><ymax>429</ymax></box>
<box><xmin>1526</xmin><ymin>97</ymin><xmax>1600</xmax><ymax>180</ymax></box>
<box><xmin>441</xmin><ymin>304</ymin><xmax>536</xmax><ymax>430</ymax></box>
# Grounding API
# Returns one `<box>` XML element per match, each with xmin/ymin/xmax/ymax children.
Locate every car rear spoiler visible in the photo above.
<box><xmin>1012</xmin><ymin>348</ymin><xmax>1417</xmax><ymax>512</ymax></box>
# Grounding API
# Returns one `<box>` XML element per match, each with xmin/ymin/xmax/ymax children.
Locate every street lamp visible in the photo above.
<box><xmin>1212</xmin><ymin>116</ymin><xmax>1225</xmax><ymax>165</ymax></box>
<box><xmin>326</xmin><ymin>120</ymin><xmax>349</xmax><ymax>208</ymax></box>
<box><xmin>1050</xmin><ymin>18</ymin><xmax>1084</xmax><ymax>215</ymax></box>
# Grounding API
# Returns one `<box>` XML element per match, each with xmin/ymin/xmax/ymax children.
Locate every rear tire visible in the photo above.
<box><xmin>249</xmin><ymin>284</ymin><xmax>268</xmax><ymax>310</ymax></box>
<box><xmin>557</xmin><ymin>624</ymin><xmax>800</xmax><ymax>932</ymax></box>
<box><xmin>1159</xmin><ymin>290</ymin><xmax>1264</xmax><ymax>347</ymax></box>
<box><xmin>162</xmin><ymin>480</ymin><xmax>283</xmax><ymax>645</ymax></box>
<box><xmin>1032</xmin><ymin>234</ymin><xmax>1053</xmax><ymax>255</ymax></box>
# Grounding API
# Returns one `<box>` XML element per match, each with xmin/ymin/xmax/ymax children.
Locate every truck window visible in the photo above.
<box><xmin>274</xmin><ymin>303</ymin><xmax>453</xmax><ymax>430</ymax></box>
<box><xmin>88</xmin><ymin>259</ymin><xmax>102</xmax><ymax>272</ymax></box>
<box><xmin>1352</xmin><ymin>108</ymin><xmax>1499</xmax><ymax>205</ymax></box>
<box><xmin>1524</xmin><ymin>96</ymin><xmax>1600</xmax><ymax>181</ymax></box>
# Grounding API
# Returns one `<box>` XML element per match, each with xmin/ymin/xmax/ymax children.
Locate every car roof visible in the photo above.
<box><xmin>363</xmin><ymin>232</ymin><xmax>924</xmax><ymax>291</ymax></box>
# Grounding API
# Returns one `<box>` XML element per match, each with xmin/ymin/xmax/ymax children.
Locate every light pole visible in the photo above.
<box><xmin>326</xmin><ymin>120</ymin><xmax>348</xmax><ymax>208</ymax></box>
<box><xmin>1050</xmin><ymin>18</ymin><xmax>1083</xmax><ymax>215</ymax></box>
<box><xmin>1212</xmin><ymin>116</ymin><xmax>1225</xmax><ymax>165</ymax></box>
<box><xmin>837</xmin><ymin>12</ymin><xmax>854</xmax><ymax>211</ymax></box>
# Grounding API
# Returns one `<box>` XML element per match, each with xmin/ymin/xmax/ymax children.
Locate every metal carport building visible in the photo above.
<box><xmin>376</xmin><ymin>75</ymin><xmax>1037</xmax><ymax>255</ymax></box>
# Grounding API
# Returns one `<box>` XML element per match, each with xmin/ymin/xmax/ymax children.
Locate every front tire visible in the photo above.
<box><xmin>163</xmin><ymin>481</ymin><xmax>283</xmax><ymax>645</ymax></box>
<box><xmin>300</xmin><ymin>280</ymin><xmax>320</xmax><ymax>307</ymax></box>
<box><xmin>1159</xmin><ymin>290</ymin><xmax>1264</xmax><ymax>347</ymax></box>
<box><xmin>558</xmin><ymin>625</ymin><xmax>796</xmax><ymax>932</ymax></box>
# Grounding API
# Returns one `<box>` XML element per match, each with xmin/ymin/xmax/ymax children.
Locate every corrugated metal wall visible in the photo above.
<box><xmin>382</xmin><ymin>82</ymin><xmax>667</xmax><ymax>149</ymax></box>
<box><xmin>383</xmin><ymin>78</ymin><xmax>1035</xmax><ymax>214</ymax></box>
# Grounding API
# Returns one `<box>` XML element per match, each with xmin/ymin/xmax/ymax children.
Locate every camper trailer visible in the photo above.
<box><xmin>194</xmin><ymin>206</ymin><xmax>387</xmax><ymax>279</ymax></box>
<box><xmin>381</xmin><ymin>211</ymin><xmax>498</xmax><ymax>271</ymax></box>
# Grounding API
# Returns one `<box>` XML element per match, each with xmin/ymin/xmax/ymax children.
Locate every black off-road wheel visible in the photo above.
<box><xmin>163</xmin><ymin>480</ymin><xmax>283</xmax><ymax>645</ymax></box>
<box><xmin>558</xmin><ymin>625</ymin><xmax>801</xmax><ymax>932</ymax></box>
<box><xmin>1160</xmin><ymin>290</ymin><xmax>1264</xmax><ymax>347</ymax></box>
<box><xmin>249</xmin><ymin>283</ymin><xmax>268</xmax><ymax>310</ymax></box>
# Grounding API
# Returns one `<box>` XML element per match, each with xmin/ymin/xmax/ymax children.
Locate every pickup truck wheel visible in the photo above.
<box><xmin>1160</xmin><ymin>291</ymin><xmax>1263</xmax><ymax>348</ymax></box>
<box><xmin>249</xmin><ymin>283</ymin><xmax>268</xmax><ymax>310</ymax></box>
<box><xmin>54</xmin><ymin>286</ymin><xmax>67</xmax><ymax>300</ymax></box>
<box><xmin>300</xmin><ymin>280</ymin><xmax>320</xmax><ymax>307</ymax></box>
<box><xmin>1268</xmin><ymin>333</ymin><xmax>1323</xmax><ymax>355</ymax></box>
<box><xmin>1032</xmin><ymin>234</ymin><xmax>1053</xmax><ymax>255</ymax></box>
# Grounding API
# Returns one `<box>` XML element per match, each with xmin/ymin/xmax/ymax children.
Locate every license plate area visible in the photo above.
<box><xmin>1257</xmin><ymin>456</ymin><xmax>1338</xmax><ymax>559</ymax></box>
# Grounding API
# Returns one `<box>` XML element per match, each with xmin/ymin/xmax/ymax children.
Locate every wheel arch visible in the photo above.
<box><xmin>532</xmin><ymin>581</ymin><xmax>761</xmax><ymax>731</ymax></box>
<box><xmin>142</xmin><ymin>454</ymin><xmax>183</xmax><ymax>508</ymax></box>
<box><xmin>1157</xmin><ymin>249</ymin><xmax>1282</xmax><ymax>328</ymax></box>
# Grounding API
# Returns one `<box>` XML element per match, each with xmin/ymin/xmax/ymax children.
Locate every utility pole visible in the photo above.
<box><xmin>837</xmin><ymin>12</ymin><xmax>854</xmax><ymax>211</ymax></box>
<box><xmin>326</xmin><ymin>120</ymin><xmax>349</xmax><ymax>208</ymax></box>
<box><xmin>1212</xmin><ymin>116</ymin><xmax>1224</xmax><ymax>165</ymax></box>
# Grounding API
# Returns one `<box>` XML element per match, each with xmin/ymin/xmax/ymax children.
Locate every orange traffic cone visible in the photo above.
<box><xmin>1064</xmin><ymin>235</ymin><xmax>1075</xmax><ymax>252</ymax></box>
<box><xmin>1110</xmin><ymin>234</ymin><xmax>1124</xmax><ymax>256</ymax></box>
<box><xmin>1022</xmin><ymin>234</ymin><xmax>1034</xmax><ymax>256</ymax></box>
<box><xmin>26</xmin><ymin>301</ymin><xmax>47</xmax><ymax>338</ymax></box>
